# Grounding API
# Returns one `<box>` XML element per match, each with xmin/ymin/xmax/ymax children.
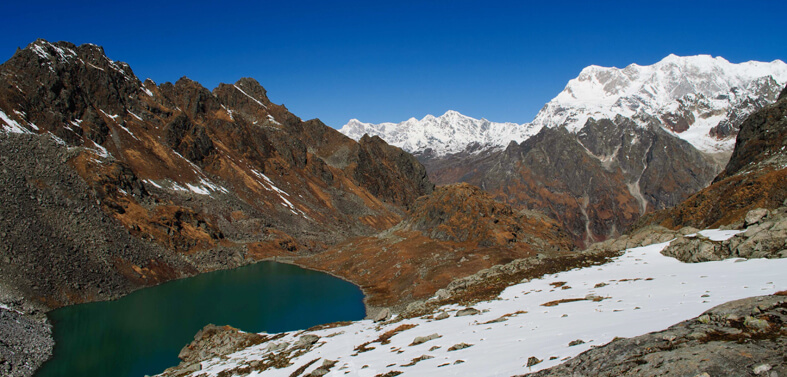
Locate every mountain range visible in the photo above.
<box><xmin>340</xmin><ymin>54</ymin><xmax>787</xmax><ymax>157</ymax></box>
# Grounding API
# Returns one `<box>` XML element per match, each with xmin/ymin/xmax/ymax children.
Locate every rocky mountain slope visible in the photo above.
<box><xmin>0</xmin><ymin>39</ymin><xmax>435</xmax><ymax>309</ymax></box>
<box><xmin>0</xmin><ymin>39</ymin><xmax>439</xmax><ymax>376</ymax></box>
<box><xmin>297</xmin><ymin>183</ymin><xmax>574</xmax><ymax>310</ymax></box>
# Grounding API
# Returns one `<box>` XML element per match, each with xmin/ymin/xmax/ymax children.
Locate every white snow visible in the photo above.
<box><xmin>128</xmin><ymin>111</ymin><xmax>143</xmax><ymax>121</ymax></box>
<box><xmin>0</xmin><ymin>303</ymin><xmax>23</xmax><ymax>315</ymax></box>
<box><xmin>250</xmin><ymin>170</ymin><xmax>307</xmax><ymax>216</ymax></box>
<box><xmin>144</xmin><ymin>179</ymin><xmax>163</xmax><ymax>189</ymax></box>
<box><xmin>141</xmin><ymin>86</ymin><xmax>155</xmax><ymax>97</ymax></box>
<box><xmin>87</xmin><ymin>140</ymin><xmax>111</xmax><ymax>159</ymax></box>
<box><xmin>167</xmin><ymin>231</ymin><xmax>787</xmax><ymax>377</ymax></box>
<box><xmin>267</xmin><ymin>114</ymin><xmax>281</xmax><ymax>126</ymax></box>
<box><xmin>233</xmin><ymin>85</ymin><xmax>268</xmax><ymax>109</ymax></box>
<box><xmin>0</xmin><ymin>109</ymin><xmax>32</xmax><ymax>134</ymax></box>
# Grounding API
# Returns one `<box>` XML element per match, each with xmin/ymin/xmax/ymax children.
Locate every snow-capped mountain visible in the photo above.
<box><xmin>340</xmin><ymin>55</ymin><xmax>787</xmax><ymax>156</ymax></box>
<box><xmin>341</xmin><ymin>111</ymin><xmax>540</xmax><ymax>156</ymax></box>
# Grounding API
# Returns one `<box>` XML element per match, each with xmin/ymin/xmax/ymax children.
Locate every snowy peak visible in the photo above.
<box><xmin>534</xmin><ymin>55</ymin><xmax>787</xmax><ymax>153</ymax></box>
<box><xmin>556</xmin><ymin>54</ymin><xmax>787</xmax><ymax>107</ymax></box>
<box><xmin>341</xmin><ymin>55</ymin><xmax>787</xmax><ymax>156</ymax></box>
<box><xmin>339</xmin><ymin>110</ymin><xmax>540</xmax><ymax>156</ymax></box>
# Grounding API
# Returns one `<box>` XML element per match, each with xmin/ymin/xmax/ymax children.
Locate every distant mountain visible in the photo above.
<box><xmin>341</xmin><ymin>111</ymin><xmax>538</xmax><ymax>157</ymax></box>
<box><xmin>340</xmin><ymin>55</ymin><xmax>787</xmax><ymax>157</ymax></box>
<box><xmin>636</xmin><ymin>82</ymin><xmax>787</xmax><ymax>230</ymax></box>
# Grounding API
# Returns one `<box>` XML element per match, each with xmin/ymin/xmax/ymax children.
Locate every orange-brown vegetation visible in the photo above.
<box><xmin>299</xmin><ymin>184</ymin><xmax>575</xmax><ymax>309</ymax></box>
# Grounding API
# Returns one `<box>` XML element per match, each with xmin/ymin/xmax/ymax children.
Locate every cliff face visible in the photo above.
<box><xmin>637</xmin><ymin>83</ymin><xmax>787</xmax><ymax>230</ymax></box>
<box><xmin>0</xmin><ymin>40</ymin><xmax>433</xmax><ymax>308</ymax></box>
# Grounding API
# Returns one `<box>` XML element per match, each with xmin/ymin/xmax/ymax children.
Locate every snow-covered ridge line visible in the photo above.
<box><xmin>340</xmin><ymin>110</ymin><xmax>541</xmax><ymax>156</ymax></box>
<box><xmin>340</xmin><ymin>55</ymin><xmax>787</xmax><ymax>156</ymax></box>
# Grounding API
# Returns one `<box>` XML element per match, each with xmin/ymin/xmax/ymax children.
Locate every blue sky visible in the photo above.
<box><xmin>1</xmin><ymin>1</ymin><xmax>785</xmax><ymax>128</ymax></box>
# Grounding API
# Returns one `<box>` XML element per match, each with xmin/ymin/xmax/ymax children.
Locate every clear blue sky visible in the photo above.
<box><xmin>1</xmin><ymin>1</ymin><xmax>785</xmax><ymax>128</ymax></box>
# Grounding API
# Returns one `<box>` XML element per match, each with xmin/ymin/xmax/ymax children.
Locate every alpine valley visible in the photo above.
<box><xmin>0</xmin><ymin>39</ymin><xmax>786</xmax><ymax>377</ymax></box>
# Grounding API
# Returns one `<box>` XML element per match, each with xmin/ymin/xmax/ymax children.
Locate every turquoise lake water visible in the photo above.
<box><xmin>35</xmin><ymin>261</ymin><xmax>365</xmax><ymax>377</ymax></box>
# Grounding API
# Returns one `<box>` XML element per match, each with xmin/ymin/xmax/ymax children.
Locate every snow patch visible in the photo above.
<box><xmin>0</xmin><ymin>109</ymin><xmax>32</xmax><ymax>134</ymax></box>
<box><xmin>233</xmin><ymin>85</ymin><xmax>268</xmax><ymax>109</ymax></box>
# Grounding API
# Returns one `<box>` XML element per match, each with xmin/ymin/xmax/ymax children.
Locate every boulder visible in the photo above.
<box><xmin>745</xmin><ymin>208</ymin><xmax>770</xmax><ymax>226</ymax></box>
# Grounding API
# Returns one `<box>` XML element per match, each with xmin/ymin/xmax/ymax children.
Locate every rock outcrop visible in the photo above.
<box><xmin>662</xmin><ymin>207</ymin><xmax>787</xmax><ymax>262</ymax></box>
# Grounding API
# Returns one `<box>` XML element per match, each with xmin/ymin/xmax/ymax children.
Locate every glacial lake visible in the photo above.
<box><xmin>35</xmin><ymin>261</ymin><xmax>366</xmax><ymax>377</ymax></box>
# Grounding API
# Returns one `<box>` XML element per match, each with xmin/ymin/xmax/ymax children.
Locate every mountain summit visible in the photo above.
<box><xmin>340</xmin><ymin>55</ymin><xmax>787</xmax><ymax>156</ymax></box>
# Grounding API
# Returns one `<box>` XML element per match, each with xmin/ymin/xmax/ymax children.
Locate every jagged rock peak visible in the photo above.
<box><xmin>18</xmin><ymin>39</ymin><xmax>136</xmax><ymax>79</ymax></box>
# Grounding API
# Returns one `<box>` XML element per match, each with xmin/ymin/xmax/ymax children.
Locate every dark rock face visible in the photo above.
<box><xmin>164</xmin><ymin>114</ymin><xmax>215</xmax><ymax>166</ymax></box>
<box><xmin>352</xmin><ymin>135</ymin><xmax>434</xmax><ymax>209</ymax></box>
<box><xmin>717</xmin><ymin>83</ymin><xmax>787</xmax><ymax>181</ymax></box>
<box><xmin>523</xmin><ymin>294</ymin><xmax>787</xmax><ymax>377</ymax></box>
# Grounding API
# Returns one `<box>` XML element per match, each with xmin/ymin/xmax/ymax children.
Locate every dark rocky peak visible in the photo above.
<box><xmin>352</xmin><ymin>134</ymin><xmax>434</xmax><ymax>209</ymax></box>
<box><xmin>780</xmin><ymin>83</ymin><xmax>787</xmax><ymax>100</ymax></box>
<box><xmin>232</xmin><ymin>77</ymin><xmax>271</xmax><ymax>104</ymax></box>
<box><xmin>0</xmin><ymin>39</ymin><xmax>145</xmax><ymax>137</ymax></box>
<box><xmin>716</xmin><ymin>83</ymin><xmax>787</xmax><ymax>181</ymax></box>
<box><xmin>158</xmin><ymin>77</ymin><xmax>223</xmax><ymax>120</ymax></box>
